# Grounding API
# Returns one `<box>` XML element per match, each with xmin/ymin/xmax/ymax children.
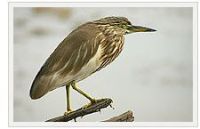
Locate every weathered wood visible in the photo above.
<box><xmin>46</xmin><ymin>98</ymin><xmax>113</xmax><ymax>122</ymax></box>
<box><xmin>103</xmin><ymin>110</ymin><xmax>134</xmax><ymax>122</ymax></box>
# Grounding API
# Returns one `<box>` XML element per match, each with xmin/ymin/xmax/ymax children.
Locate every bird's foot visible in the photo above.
<box><xmin>64</xmin><ymin>109</ymin><xmax>73</xmax><ymax>116</ymax></box>
<box><xmin>81</xmin><ymin>98</ymin><xmax>107</xmax><ymax>109</ymax></box>
<box><xmin>81</xmin><ymin>99</ymin><xmax>98</xmax><ymax>109</ymax></box>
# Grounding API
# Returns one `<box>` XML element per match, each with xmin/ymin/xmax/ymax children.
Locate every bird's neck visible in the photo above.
<box><xmin>95</xmin><ymin>25</ymin><xmax>125</xmax><ymax>71</ymax></box>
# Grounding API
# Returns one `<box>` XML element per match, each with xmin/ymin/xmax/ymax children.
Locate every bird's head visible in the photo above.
<box><xmin>93</xmin><ymin>16</ymin><xmax>156</xmax><ymax>35</ymax></box>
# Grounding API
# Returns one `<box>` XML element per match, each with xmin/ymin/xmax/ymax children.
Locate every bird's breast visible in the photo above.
<box><xmin>97</xmin><ymin>34</ymin><xmax>124</xmax><ymax>71</ymax></box>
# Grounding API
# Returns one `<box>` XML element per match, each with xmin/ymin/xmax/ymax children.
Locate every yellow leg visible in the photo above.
<box><xmin>64</xmin><ymin>84</ymin><xmax>72</xmax><ymax>116</ymax></box>
<box><xmin>71</xmin><ymin>81</ymin><xmax>96</xmax><ymax>103</ymax></box>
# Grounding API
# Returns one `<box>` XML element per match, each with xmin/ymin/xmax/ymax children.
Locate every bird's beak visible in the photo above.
<box><xmin>126</xmin><ymin>25</ymin><xmax>156</xmax><ymax>34</ymax></box>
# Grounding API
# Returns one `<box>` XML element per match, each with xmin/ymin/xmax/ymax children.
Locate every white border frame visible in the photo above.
<box><xmin>8</xmin><ymin>2</ymin><xmax>198</xmax><ymax>127</ymax></box>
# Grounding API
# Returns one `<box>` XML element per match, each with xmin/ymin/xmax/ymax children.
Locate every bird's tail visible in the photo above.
<box><xmin>30</xmin><ymin>73</ymin><xmax>52</xmax><ymax>99</ymax></box>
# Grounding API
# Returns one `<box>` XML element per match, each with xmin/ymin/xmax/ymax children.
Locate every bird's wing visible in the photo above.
<box><xmin>30</xmin><ymin>24</ymin><xmax>100</xmax><ymax>99</ymax></box>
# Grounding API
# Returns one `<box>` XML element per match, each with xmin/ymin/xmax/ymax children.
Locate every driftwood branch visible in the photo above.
<box><xmin>46</xmin><ymin>98</ymin><xmax>134</xmax><ymax>122</ymax></box>
<box><xmin>103</xmin><ymin>110</ymin><xmax>134</xmax><ymax>122</ymax></box>
<box><xmin>46</xmin><ymin>98</ymin><xmax>113</xmax><ymax>122</ymax></box>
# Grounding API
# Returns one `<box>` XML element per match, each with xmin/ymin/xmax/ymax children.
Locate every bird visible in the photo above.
<box><xmin>30</xmin><ymin>16</ymin><xmax>156</xmax><ymax>115</ymax></box>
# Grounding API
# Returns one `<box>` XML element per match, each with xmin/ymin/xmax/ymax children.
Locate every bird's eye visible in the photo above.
<box><xmin>114</xmin><ymin>24</ymin><xmax>127</xmax><ymax>29</ymax></box>
<box><xmin>121</xmin><ymin>24</ymin><xmax>127</xmax><ymax>29</ymax></box>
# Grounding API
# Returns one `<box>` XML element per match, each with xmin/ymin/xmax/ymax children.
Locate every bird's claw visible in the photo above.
<box><xmin>81</xmin><ymin>99</ymin><xmax>97</xmax><ymax>109</ymax></box>
<box><xmin>64</xmin><ymin>109</ymin><xmax>73</xmax><ymax>116</ymax></box>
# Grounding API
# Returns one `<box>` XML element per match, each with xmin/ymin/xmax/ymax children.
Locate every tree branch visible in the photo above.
<box><xmin>46</xmin><ymin>98</ymin><xmax>134</xmax><ymax>122</ymax></box>
<box><xmin>46</xmin><ymin>98</ymin><xmax>113</xmax><ymax>122</ymax></box>
<box><xmin>103</xmin><ymin>110</ymin><xmax>134</xmax><ymax>122</ymax></box>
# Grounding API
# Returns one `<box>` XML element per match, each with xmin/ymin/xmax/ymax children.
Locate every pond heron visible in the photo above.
<box><xmin>30</xmin><ymin>16</ymin><xmax>156</xmax><ymax>115</ymax></box>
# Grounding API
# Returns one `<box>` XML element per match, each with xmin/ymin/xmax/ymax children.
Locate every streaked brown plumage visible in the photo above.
<box><xmin>30</xmin><ymin>16</ymin><xmax>156</xmax><ymax>114</ymax></box>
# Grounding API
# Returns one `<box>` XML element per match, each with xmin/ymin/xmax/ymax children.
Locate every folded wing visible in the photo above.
<box><xmin>30</xmin><ymin>24</ymin><xmax>100</xmax><ymax>99</ymax></box>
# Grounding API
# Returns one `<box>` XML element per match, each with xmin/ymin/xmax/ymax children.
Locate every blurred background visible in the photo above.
<box><xmin>13</xmin><ymin>7</ymin><xmax>193</xmax><ymax>122</ymax></box>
